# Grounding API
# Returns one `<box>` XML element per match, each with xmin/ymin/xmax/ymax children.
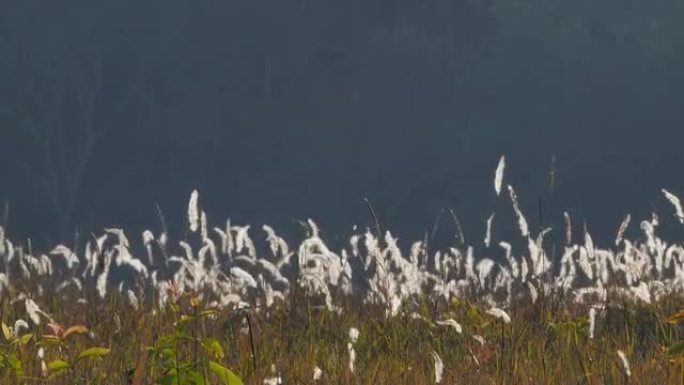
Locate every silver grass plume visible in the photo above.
<box><xmin>494</xmin><ymin>155</ymin><xmax>505</xmax><ymax>196</ymax></box>
<box><xmin>485</xmin><ymin>213</ymin><xmax>495</xmax><ymax>247</ymax></box>
<box><xmin>564</xmin><ymin>212</ymin><xmax>572</xmax><ymax>245</ymax></box>
<box><xmin>188</xmin><ymin>189</ymin><xmax>200</xmax><ymax>232</ymax></box>
<box><xmin>432</xmin><ymin>351</ymin><xmax>444</xmax><ymax>383</ymax></box>
<box><xmin>507</xmin><ymin>185</ymin><xmax>528</xmax><ymax>237</ymax></box>
<box><xmin>348</xmin><ymin>327</ymin><xmax>359</xmax><ymax>373</ymax></box>
<box><xmin>617</xmin><ymin>350</ymin><xmax>631</xmax><ymax>378</ymax></box>
<box><xmin>486</xmin><ymin>307</ymin><xmax>511</xmax><ymax>324</ymax></box>
<box><xmin>615</xmin><ymin>214</ymin><xmax>631</xmax><ymax>246</ymax></box>
<box><xmin>313</xmin><ymin>366</ymin><xmax>322</xmax><ymax>381</ymax></box>
<box><xmin>662</xmin><ymin>189</ymin><xmax>684</xmax><ymax>224</ymax></box>
<box><xmin>436</xmin><ymin>319</ymin><xmax>463</xmax><ymax>334</ymax></box>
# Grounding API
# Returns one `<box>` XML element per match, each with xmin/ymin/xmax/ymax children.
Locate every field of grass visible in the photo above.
<box><xmin>3</xmin><ymin>289</ymin><xmax>684</xmax><ymax>384</ymax></box>
<box><xmin>3</xmin><ymin>157</ymin><xmax>684</xmax><ymax>384</ymax></box>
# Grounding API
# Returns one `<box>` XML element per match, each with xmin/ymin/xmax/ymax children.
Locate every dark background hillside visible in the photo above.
<box><xmin>1</xmin><ymin>0</ymin><xmax>684</xmax><ymax>249</ymax></box>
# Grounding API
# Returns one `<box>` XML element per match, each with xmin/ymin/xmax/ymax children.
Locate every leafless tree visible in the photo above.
<box><xmin>0</xmin><ymin>4</ymin><xmax>155</xmax><ymax>241</ymax></box>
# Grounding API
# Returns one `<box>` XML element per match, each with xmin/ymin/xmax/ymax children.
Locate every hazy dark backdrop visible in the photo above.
<box><xmin>1</xmin><ymin>0</ymin><xmax>684</xmax><ymax>249</ymax></box>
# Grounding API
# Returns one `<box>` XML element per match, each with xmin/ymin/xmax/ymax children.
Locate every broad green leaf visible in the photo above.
<box><xmin>186</xmin><ymin>369</ymin><xmax>206</xmax><ymax>385</ymax></box>
<box><xmin>13</xmin><ymin>333</ymin><xmax>33</xmax><ymax>346</ymax></box>
<box><xmin>47</xmin><ymin>359</ymin><xmax>70</xmax><ymax>372</ymax></box>
<box><xmin>76</xmin><ymin>347</ymin><xmax>110</xmax><ymax>361</ymax></box>
<box><xmin>7</xmin><ymin>353</ymin><xmax>23</xmax><ymax>375</ymax></box>
<box><xmin>201</xmin><ymin>338</ymin><xmax>225</xmax><ymax>359</ymax></box>
<box><xmin>157</xmin><ymin>368</ymin><xmax>206</xmax><ymax>385</ymax></box>
<box><xmin>1</xmin><ymin>322</ymin><xmax>11</xmax><ymax>341</ymax></box>
<box><xmin>209</xmin><ymin>361</ymin><xmax>243</xmax><ymax>385</ymax></box>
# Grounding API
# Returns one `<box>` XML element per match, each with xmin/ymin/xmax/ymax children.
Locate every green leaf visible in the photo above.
<box><xmin>76</xmin><ymin>347</ymin><xmax>110</xmax><ymax>361</ymax></box>
<box><xmin>176</xmin><ymin>314</ymin><xmax>195</xmax><ymax>325</ymax></box>
<box><xmin>47</xmin><ymin>359</ymin><xmax>70</xmax><ymax>372</ymax></box>
<box><xmin>13</xmin><ymin>333</ymin><xmax>33</xmax><ymax>346</ymax></box>
<box><xmin>669</xmin><ymin>341</ymin><xmax>684</xmax><ymax>357</ymax></box>
<box><xmin>201</xmin><ymin>338</ymin><xmax>225</xmax><ymax>359</ymax></box>
<box><xmin>186</xmin><ymin>369</ymin><xmax>206</xmax><ymax>385</ymax></box>
<box><xmin>467</xmin><ymin>305</ymin><xmax>479</xmax><ymax>321</ymax></box>
<box><xmin>199</xmin><ymin>309</ymin><xmax>219</xmax><ymax>318</ymax></box>
<box><xmin>1</xmin><ymin>322</ymin><xmax>11</xmax><ymax>341</ymax></box>
<box><xmin>6</xmin><ymin>353</ymin><xmax>23</xmax><ymax>375</ymax></box>
<box><xmin>209</xmin><ymin>361</ymin><xmax>243</xmax><ymax>385</ymax></box>
<box><xmin>156</xmin><ymin>368</ymin><xmax>179</xmax><ymax>385</ymax></box>
<box><xmin>157</xmin><ymin>368</ymin><xmax>206</xmax><ymax>385</ymax></box>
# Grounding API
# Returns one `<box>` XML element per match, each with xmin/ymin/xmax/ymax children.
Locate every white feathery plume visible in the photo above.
<box><xmin>347</xmin><ymin>342</ymin><xmax>356</xmax><ymax>374</ymax></box>
<box><xmin>436</xmin><ymin>319</ymin><xmax>463</xmax><ymax>334</ymax></box>
<box><xmin>349</xmin><ymin>327</ymin><xmax>360</xmax><ymax>343</ymax></box>
<box><xmin>234</xmin><ymin>226</ymin><xmax>256</xmax><ymax>258</ymax></box>
<box><xmin>584</xmin><ymin>227</ymin><xmax>595</xmax><ymax>260</ymax></box>
<box><xmin>484</xmin><ymin>213</ymin><xmax>495</xmax><ymax>247</ymax></box>
<box><xmin>25</xmin><ymin>298</ymin><xmax>50</xmax><ymax>325</ymax></box>
<box><xmin>617</xmin><ymin>350</ymin><xmax>631</xmax><ymax>378</ymax></box>
<box><xmin>38</xmin><ymin>346</ymin><xmax>47</xmax><ymax>377</ymax></box>
<box><xmin>114</xmin><ymin>246</ymin><xmax>149</xmax><ymax>278</ymax></box>
<box><xmin>494</xmin><ymin>155</ymin><xmax>505</xmax><ymax>196</ymax></box>
<box><xmin>630</xmin><ymin>281</ymin><xmax>651</xmax><ymax>304</ymax></box>
<box><xmin>263</xmin><ymin>377</ymin><xmax>282</xmax><ymax>385</ymax></box>
<box><xmin>347</xmin><ymin>328</ymin><xmax>359</xmax><ymax>374</ymax></box>
<box><xmin>214</xmin><ymin>219</ymin><xmax>234</xmax><ymax>256</ymax></box>
<box><xmin>230</xmin><ymin>267</ymin><xmax>257</xmax><ymax>289</ymax></box>
<box><xmin>142</xmin><ymin>230</ymin><xmax>155</xmax><ymax>245</ymax></box>
<box><xmin>507</xmin><ymin>185</ymin><xmax>528</xmax><ymax>237</ymax></box>
<box><xmin>662</xmin><ymin>189</ymin><xmax>684</xmax><ymax>224</ymax></box>
<box><xmin>12</xmin><ymin>320</ymin><xmax>29</xmax><ymax>336</ymax></box>
<box><xmin>188</xmin><ymin>189</ymin><xmax>200</xmax><ymax>232</ymax></box>
<box><xmin>200</xmin><ymin>211</ymin><xmax>208</xmax><ymax>240</ymax></box>
<box><xmin>49</xmin><ymin>245</ymin><xmax>79</xmax><ymax>270</ymax></box>
<box><xmin>432</xmin><ymin>351</ymin><xmax>444</xmax><ymax>383</ymax></box>
<box><xmin>0</xmin><ymin>226</ymin><xmax>5</xmax><ymax>256</ymax></box>
<box><xmin>615</xmin><ymin>214</ymin><xmax>631</xmax><ymax>246</ymax></box>
<box><xmin>486</xmin><ymin>307</ymin><xmax>511</xmax><ymax>324</ymax></box>
<box><xmin>564</xmin><ymin>212</ymin><xmax>572</xmax><ymax>245</ymax></box>
<box><xmin>264</xmin><ymin>376</ymin><xmax>283</xmax><ymax>385</ymax></box>
<box><xmin>263</xmin><ymin>225</ymin><xmax>280</xmax><ymax>256</ymax></box>
<box><xmin>127</xmin><ymin>290</ymin><xmax>139</xmax><ymax>309</ymax></box>
<box><xmin>104</xmin><ymin>228</ymin><xmax>131</xmax><ymax>248</ymax></box>
<box><xmin>142</xmin><ymin>230</ymin><xmax>155</xmax><ymax>265</ymax></box>
<box><xmin>307</xmin><ymin>219</ymin><xmax>321</xmax><ymax>238</ymax></box>
<box><xmin>527</xmin><ymin>281</ymin><xmax>538</xmax><ymax>304</ymax></box>
<box><xmin>472</xmin><ymin>335</ymin><xmax>486</xmax><ymax>345</ymax></box>
<box><xmin>96</xmin><ymin>270</ymin><xmax>108</xmax><ymax>298</ymax></box>
<box><xmin>476</xmin><ymin>259</ymin><xmax>495</xmax><ymax>290</ymax></box>
<box><xmin>313</xmin><ymin>366</ymin><xmax>323</xmax><ymax>381</ymax></box>
<box><xmin>388</xmin><ymin>295</ymin><xmax>401</xmax><ymax>317</ymax></box>
<box><xmin>578</xmin><ymin>247</ymin><xmax>594</xmax><ymax>280</ymax></box>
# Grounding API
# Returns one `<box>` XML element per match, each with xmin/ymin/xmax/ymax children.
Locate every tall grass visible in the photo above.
<box><xmin>1</xmin><ymin>156</ymin><xmax>684</xmax><ymax>383</ymax></box>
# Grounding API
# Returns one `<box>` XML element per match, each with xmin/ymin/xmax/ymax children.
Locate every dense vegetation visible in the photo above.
<box><xmin>3</xmin><ymin>158</ymin><xmax>684</xmax><ymax>383</ymax></box>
